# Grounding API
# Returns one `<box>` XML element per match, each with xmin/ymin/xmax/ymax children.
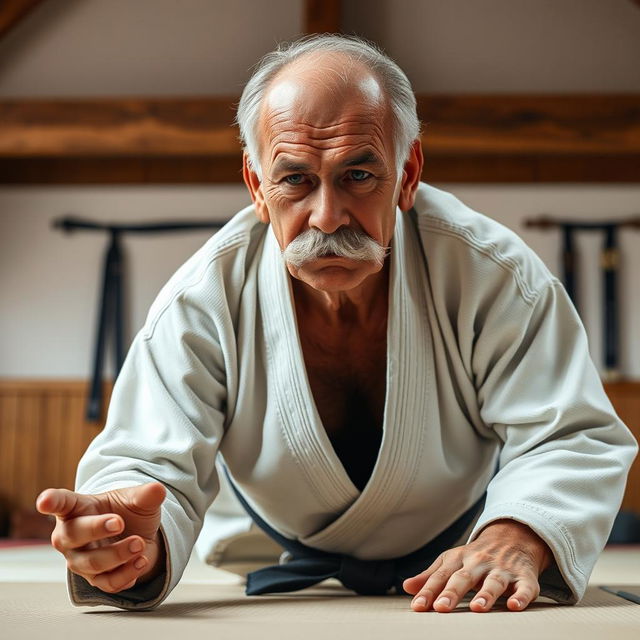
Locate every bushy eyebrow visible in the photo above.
<box><xmin>344</xmin><ymin>151</ymin><xmax>382</xmax><ymax>167</ymax></box>
<box><xmin>271</xmin><ymin>159</ymin><xmax>312</xmax><ymax>175</ymax></box>
<box><xmin>271</xmin><ymin>151</ymin><xmax>383</xmax><ymax>176</ymax></box>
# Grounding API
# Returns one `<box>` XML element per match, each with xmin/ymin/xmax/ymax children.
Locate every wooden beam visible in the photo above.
<box><xmin>0</xmin><ymin>0</ymin><xmax>45</xmax><ymax>41</ymax></box>
<box><xmin>0</xmin><ymin>97</ymin><xmax>240</xmax><ymax>157</ymax></box>
<box><xmin>417</xmin><ymin>94</ymin><xmax>640</xmax><ymax>156</ymax></box>
<box><xmin>304</xmin><ymin>0</ymin><xmax>341</xmax><ymax>34</ymax></box>
<box><xmin>2</xmin><ymin>95</ymin><xmax>638</xmax><ymax>158</ymax></box>
<box><xmin>0</xmin><ymin>156</ymin><xmax>244</xmax><ymax>184</ymax></box>
<box><xmin>0</xmin><ymin>94</ymin><xmax>639</xmax><ymax>183</ymax></box>
<box><xmin>3</xmin><ymin>154</ymin><xmax>640</xmax><ymax>184</ymax></box>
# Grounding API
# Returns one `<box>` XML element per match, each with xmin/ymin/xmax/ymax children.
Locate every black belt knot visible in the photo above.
<box><xmin>224</xmin><ymin>467</ymin><xmax>487</xmax><ymax>597</ymax></box>
<box><xmin>338</xmin><ymin>555</ymin><xmax>396</xmax><ymax>595</ymax></box>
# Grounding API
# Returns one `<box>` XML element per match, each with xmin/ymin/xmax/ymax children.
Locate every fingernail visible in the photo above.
<box><xmin>474</xmin><ymin>597</ymin><xmax>486</xmax><ymax>608</ymax></box>
<box><xmin>435</xmin><ymin>597</ymin><xmax>450</xmax><ymax>608</ymax></box>
<box><xmin>413</xmin><ymin>596</ymin><xmax>426</xmax><ymax>608</ymax></box>
<box><xmin>105</xmin><ymin>518</ymin><xmax>120</xmax><ymax>532</ymax></box>
<box><xmin>129</xmin><ymin>539</ymin><xmax>143</xmax><ymax>553</ymax></box>
<box><xmin>511</xmin><ymin>598</ymin><xmax>522</xmax><ymax>609</ymax></box>
<box><xmin>134</xmin><ymin>557</ymin><xmax>147</xmax><ymax>570</ymax></box>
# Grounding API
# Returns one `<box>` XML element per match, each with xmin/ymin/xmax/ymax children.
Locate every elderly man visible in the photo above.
<box><xmin>37</xmin><ymin>35</ymin><xmax>636</xmax><ymax>614</ymax></box>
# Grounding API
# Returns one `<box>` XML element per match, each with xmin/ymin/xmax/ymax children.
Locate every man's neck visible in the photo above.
<box><xmin>291</xmin><ymin>261</ymin><xmax>390</xmax><ymax>329</ymax></box>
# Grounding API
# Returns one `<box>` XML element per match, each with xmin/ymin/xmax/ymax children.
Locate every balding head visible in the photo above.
<box><xmin>236</xmin><ymin>34</ymin><xmax>420</xmax><ymax>178</ymax></box>
<box><xmin>265</xmin><ymin>50</ymin><xmax>385</xmax><ymax>107</ymax></box>
<box><xmin>258</xmin><ymin>51</ymin><xmax>390</xmax><ymax>162</ymax></box>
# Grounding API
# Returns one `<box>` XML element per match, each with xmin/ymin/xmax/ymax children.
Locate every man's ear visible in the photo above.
<box><xmin>397</xmin><ymin>139</ymin><xmax>424</xmax><ymax>212</ymax></box>
<box><xmin>242</xmin><ymin>153</ymin><xmax>270</xmax><ymax>224</ymax></box>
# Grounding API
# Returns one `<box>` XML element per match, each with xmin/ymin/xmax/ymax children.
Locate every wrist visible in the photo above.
<box><xmin>478</xmin><ymin>518</ymin><xmax>552</xmax><ymax>573</ymax></box>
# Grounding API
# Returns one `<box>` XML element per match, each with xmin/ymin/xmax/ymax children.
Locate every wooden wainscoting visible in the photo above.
<box><xmin>604</xmin><ymin>382</ymin><xmax>640</xmax><ymax>513</ymax></box>
<box><xmin>0</xmin><ymin>379</ymin><xmax>112</xmax><ymax>536</ymax></box>
<box><xmin>0</xmin><ymin>379</ymin><xmax>638</xmax><ymax>537</ymax></box>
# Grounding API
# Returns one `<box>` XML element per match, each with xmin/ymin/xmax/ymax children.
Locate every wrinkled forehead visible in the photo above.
<box><xmin>257</xmin><ymin>53</ymin><xmax>391</xmax><ymax>145</ymax></box>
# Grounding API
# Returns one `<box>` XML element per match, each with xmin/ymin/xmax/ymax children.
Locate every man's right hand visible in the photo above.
<box><xmin>36</xmin><ymin>482</ymin><xmax>166</xmax><ymax>594</ymax></box>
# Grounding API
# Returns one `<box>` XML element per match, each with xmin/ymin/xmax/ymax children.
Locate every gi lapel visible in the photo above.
<box><xmin>258</xmin><ymin>211</ymin><xmax>433</xmax><ymax>555</ymax></box>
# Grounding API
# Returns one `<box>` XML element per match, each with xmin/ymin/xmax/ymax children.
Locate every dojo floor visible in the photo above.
<box><xmin>1</xmin><ymin>543</ymin><xmax>639</xmax><ymax>639</ymax></box>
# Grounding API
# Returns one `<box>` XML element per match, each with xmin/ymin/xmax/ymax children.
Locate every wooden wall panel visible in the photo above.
<box><xmin>0</xmin><ymin>380</ymin><xmax>109</xmax><ymax>536</ymax></box>
<box><xmin>0</xmin><ymin>394</ymin><xmax>19</xmax><ymax>520</ymax></box>
<box><xmin>0</xmin><ymin>379</ymin><xmax>638</xmax><ymax>539</ymax></box>
<box><xmin>604</xmin><ymin>382</ymin><xmax>640</xmax><ymax>513</ymax></box>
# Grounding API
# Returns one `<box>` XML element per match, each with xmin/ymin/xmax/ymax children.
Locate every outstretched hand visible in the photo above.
<box><xmin>36</xmin><ymin>482</ymin><xmax>166</xmax><ymax>594</ymax></box>
<box><xmin>403</xmin><ymin>519</ymin><xmax>552</xmax><ymax>613</ymax></box>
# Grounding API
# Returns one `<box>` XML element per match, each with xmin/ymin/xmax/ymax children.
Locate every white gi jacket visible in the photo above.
<box><xmin>70</xmin><ymin>183</ymin><xmax>637</xmax><ymax>609</ymax></box>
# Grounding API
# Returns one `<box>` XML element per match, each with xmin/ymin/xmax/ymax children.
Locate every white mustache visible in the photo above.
<box><xmin>282</xmin><ymin>227</ymin><xmax>388</xmax><ymax>268</ymax></box>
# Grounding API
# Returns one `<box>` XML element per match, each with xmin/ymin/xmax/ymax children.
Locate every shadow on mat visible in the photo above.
<box><xmin>85</xmin><ymin>594</ymin><xmax>354</xmax><ymax>618</ymax></box>
<box><xmin>84</xmin><ymin>597</ymin><xmax>565</xmax><ymax>618</ymax></box>
<box><xmin>84</xmin><ymin>586</ymin><xmax>622</xmax><ymax>617</ymax></box>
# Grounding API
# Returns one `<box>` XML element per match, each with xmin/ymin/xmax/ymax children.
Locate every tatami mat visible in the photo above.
<box><xmin>1</xmin><ymin>544</ymin><xmax>639</xmax><ymax>639</ymax></box>
<box><xmin>1</xmin><ymin>542</ymin><xmax>638</xmax><ymax>585</ymax></box>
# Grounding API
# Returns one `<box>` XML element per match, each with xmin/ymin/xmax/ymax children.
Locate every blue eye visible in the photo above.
<box><xmin>284</xmin><ymin>174</ymin><xmax>304</xmax><ymax>185</ymax></box>
<box><xmin>349</xmin><ymin>170</ymin><xmax>371</xmax><ymax>181</ymax></box>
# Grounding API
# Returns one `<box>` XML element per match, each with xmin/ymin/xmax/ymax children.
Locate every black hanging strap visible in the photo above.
<box><xmin>54</xmin><ymin>216</ymin><xmax>225</xmax><ymax>422</ymax></box>
<box><xmin>602</xmin><ymin>225</ymin><xmax>620</xmax><ymax>379</ymax></box>
<box><xmin>86</xmin><ymin>230</ymin><xmax>124</xmax><ymax>421</ymax></box>
<box><xmin>561</xmin><ymin>224</ymin><xmax>577</xmax><ymax>307</ymax></box>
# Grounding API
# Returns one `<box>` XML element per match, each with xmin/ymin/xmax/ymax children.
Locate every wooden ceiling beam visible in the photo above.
<box><xmin>303</xmin><ymin>0</ymin><xmax>341</xmax><ymax>34</ymax></box>
<box><xmin>0</xmin><ymin>94</ymin><xmax>638</xmax><ymax>183</ymax></box>
<box><xmin>0</xmin><ymin>0</ymin><xmax>46</xmax><ymax>41</ymax></box>
<box><xmin>417</xmin><ymin>94</ymin><xmax>640</xmax><ymax>156</ymax></box>
<box><xmin>0</xmin><ymin>97</ymin><xmax>240</xmax><ymax>157</ymax></box>
<box><xmin>3</xmin><ymin>154</ymin><xmax>638</xmax><ymax>184</ymax></box>
<box><xmin>1</xmin><ymin>94</ymin><xmax>638</xmax><ymax>157</ymax></box>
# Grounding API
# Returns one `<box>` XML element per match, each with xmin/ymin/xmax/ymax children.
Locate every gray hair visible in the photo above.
<box><xmin>236</xmin><ymin>34</ymin><xmax>420</xmax><ymax>178</ymax></box>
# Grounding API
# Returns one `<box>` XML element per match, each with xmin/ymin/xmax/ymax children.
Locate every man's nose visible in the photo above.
<box><xmin>308</xmin><ymin>185</ymin><xmax>350</xmax><ymax>234</ymax></box>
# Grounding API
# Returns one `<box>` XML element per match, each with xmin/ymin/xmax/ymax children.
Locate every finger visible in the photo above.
<box><xmin>66</xmin><ymin>536</ymin><xmax>146</xmax><ymax>577</ymax></box>
<box><xmin>431</xmin><ymin>565</ymin><xmax>484</xmax><ymax>612</ymax></box>
<box><xmin>410</xmin><ymin>559</ymin><xmax>461</xmax><ymax>612</ymax></box>
<box><xmin>36</xmin><ymin>488</ymin><xmax>80</xmax><ymax>518</ymax></box>
<box><xmin>51</xmin><ymin>514</ymin><xmax>124</xmax><ymax>552</ymax></box>
<box><xmin>469</xmin><ymin>569</ymin><xmax>513</xmax><ymax>612</ymax></box>
<box><xmin>403</xmin><ymin>555</ymin><xmax>443</xmax><ymax>595</ymax></box>
<box><xmin>506</xmin><ymin>575</ymin><xmax>540</xmax><ymax>611</ymax></box>
<box><xmin>85</xmin><ymin>556</ymin><xmax>150</xmax><ymax>595</ymax></box>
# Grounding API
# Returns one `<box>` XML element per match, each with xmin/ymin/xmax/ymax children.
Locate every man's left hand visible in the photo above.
<box><xmin>403</xmin><ymin>519</ymin><xmax>552</xmax><ymax>613</ymax></box>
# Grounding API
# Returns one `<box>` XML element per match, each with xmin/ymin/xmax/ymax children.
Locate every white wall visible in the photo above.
<box><xmin>0</xmin><ymin>0</ymin><xmax>304</xmax><ymax>96</ymax></box>
<box><xmin>342</xmin><ymin>0</ymin><xmax>640</xmax><ymax>92</ymax></box>
<box><xmin>0</xmin><ymin>0</ymin><xmax>638</xmax><ymax>96</ymax></box>
<box><xmin>0</xmin><ymin>185</ymin><xmax>251</xmax><ymax>377</ymax></box>
<box><xmin>1</xmin><ymin>0</ymin><xmax>639</xmax><ymax>378</ymax></box>
<box><xmin>3</xmin><ymin>183</ymin><xmax>640</xmax><ymax>378</ymax></box>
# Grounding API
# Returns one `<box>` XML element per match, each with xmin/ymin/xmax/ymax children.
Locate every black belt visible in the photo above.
<box><xmin>224</xmin><ymin>468</ymin><xmax>486</xmax><ymax>596</ymax></box>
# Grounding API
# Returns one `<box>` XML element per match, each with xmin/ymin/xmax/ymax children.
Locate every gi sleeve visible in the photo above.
<box><xmin>467</xmin><ymin>279</ymin><xmax>638</xmax><ymax>604</ymax></box>
<box><xmin>68</xmin><ymin>283</ymin><xmax>231</xmax><ymax>610</ymax></box>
